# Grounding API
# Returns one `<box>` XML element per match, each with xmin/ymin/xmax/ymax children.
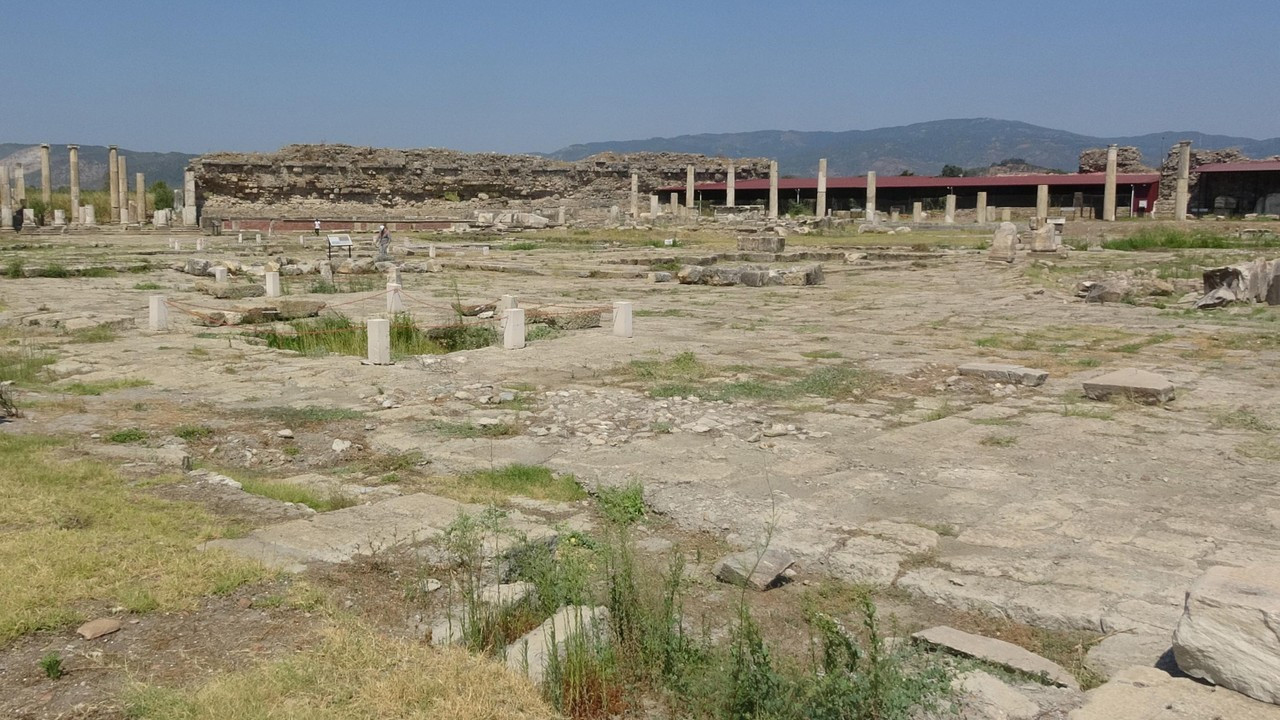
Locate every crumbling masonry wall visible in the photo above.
<box><xmin>193</xmin><ymin>145</ymin><xmax>770</xmax><ymax>219</ymax></box>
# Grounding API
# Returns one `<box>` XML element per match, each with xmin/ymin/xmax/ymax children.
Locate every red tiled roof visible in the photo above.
<box><xmin>661</xmin><ymin>172</ymin><xmax>1160</xmax><ymax>192</ymax></box>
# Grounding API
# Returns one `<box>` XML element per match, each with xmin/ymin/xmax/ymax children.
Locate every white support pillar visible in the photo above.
<box><xmin>944</xmin><ymin>193</ymin><xmax>957</xmax><ymax>224</ymax></box>
<box><xmin>976</xmin><ymin>191</ymin><xmax>988</xmax><ymax>224</ymax></box>
<box><xmin>650</xmin><ymin>194</ymin><xmax>659</xmax><ymax>217</ymax></box>
<box><xmin>265</xmin><ymin>271</ymin><xmax>281</xmax><ymax>298</ymax></box>
<box><xmin>767</xmin><ymin>161</ymin><xmax>779</xmax><ymax>219</ymax></box>
<box><xmin>503</xmin><ymin>308</ymin><xmax>526</xmax><ymax>350</ymax></box>
<box><xmin>685</xmin><ymin>165</ymin><xmax>695</xmax><ymax>209</ymax></box>
<box><xmin>815</xmin><ymin>158</ymin><xmax>828</xmax><ymax>218</ymax></box>
<box><xmin>612</xmin><ymin>301</ymin><xmax>633</xmax><ymax>338</ymax></box>
<box><xmin>630</xmin><ymin>173</ymin><xmax>639</xmax><ymax>218</ymax></box>
<box><xmin>726</xmin><ymin>162</ymin><xmax>736</xmax><ymax>208</ymax></box>
<box><xmin>386</xmin><ymin>283</ymin><xmax>404</xmax><ymax>313</ymax></box>
<box><xmin>148</xmin><ymin>296</ymin><xmax>169</xmax><ymax>331</ymax></box>
<box><xmin>213</xmin><ymin>266</ymin><xmax>228</xmax><ymax>284</ymax></box>
<box><xmin>366</xmin><ymin>318</ymin><xmax>392</xmax><ymax>365</ymax></box>
<box><xmin>865</xmin><ymin>171</ymin><xmax>877</xmax><ymax>221</ymax></box>
<box><xmin>1103</xmin><ymin>143</ymin><xmax>1118</xmax><ymax>221</ymax></box>
<box><xmin>670</xmin><ymin>192</ymin><xmax>679</xmax><ymax>216</ymax></box>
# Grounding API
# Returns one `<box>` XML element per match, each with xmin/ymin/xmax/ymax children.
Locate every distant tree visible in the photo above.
<box><xmin>940</xmin><ymin>164</ymin><xmax>964</xmax><ymax>177</ymax></box>
<box><xmin>150</xmin><ymin>181</ymin><xmax>174</xmax><ymax>210</ymax></box>
<box><xmin>899</xmin><ymin>170</ymin><xmax>915</xmax><ymax>176</ymax></box>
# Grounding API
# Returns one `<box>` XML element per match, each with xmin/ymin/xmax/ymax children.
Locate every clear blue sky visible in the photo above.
<box><xmin>9</xmin><ymin>0</ymin><xmax>1279</xmax><ymax>153</ymax></box>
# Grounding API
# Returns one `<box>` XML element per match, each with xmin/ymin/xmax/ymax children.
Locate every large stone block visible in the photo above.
<box><xmin>1082</xmin><ymin>369</ymin><xmax>1174</xmax><ymax>404</ymax></box>
<box><xmin>958</xmin><ymin>362</ymin><xmax>1048</xmax><ymax>387</ymax></box>
<box><xmin>737</xmin><ymin>235</ymin><xmax>785</xmax><ymax>253</ymax></box>
<box><xmin>1173</xmin><ymin>564</ymin><xmax>1280</xmax><ymax>705</ymax></box>
<box><xmin>714</xmin><ymin>548</ymin><xmax>795</xmax><ymax>591</ymax></box>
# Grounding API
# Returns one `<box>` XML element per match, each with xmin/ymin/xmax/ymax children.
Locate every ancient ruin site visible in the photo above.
<box><xmin>2</xmin><ymin>135</ymin><xmax>1280</xmax><ymax>720</ymax></box>
<box><xmin>5</xmin><ymin>3</ymin><xmax>1280</xmax><ymax>718</ymax></box>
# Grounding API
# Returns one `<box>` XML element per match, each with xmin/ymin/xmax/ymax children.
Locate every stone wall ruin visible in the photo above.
<box><xmin>192</xmin><ymin>144</ymin><xmax>770</xmax><ymax>220</ymax></box>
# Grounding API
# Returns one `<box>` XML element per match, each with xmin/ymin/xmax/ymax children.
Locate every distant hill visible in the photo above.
<box><xmin>548</xmin><ymin>119</ymin><xmax>1280</xmax><ymax>176</ymax></box>
<box><xmin>0</xmin><ymin>144</ymin><xmax>195</xmax><ymax>191</ymax></box>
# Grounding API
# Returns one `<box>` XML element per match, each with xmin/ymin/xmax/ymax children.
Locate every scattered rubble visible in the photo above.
<box><xmin>677</xmin><ymin>263</ymin><xmax>824</xmax><ymax>287</ymax></box>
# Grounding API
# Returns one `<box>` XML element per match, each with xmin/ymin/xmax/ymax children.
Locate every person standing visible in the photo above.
<box><xmin>313</xmin><ymin>218</ymin><xmax>321</xmax><ymax>236</ymax></box>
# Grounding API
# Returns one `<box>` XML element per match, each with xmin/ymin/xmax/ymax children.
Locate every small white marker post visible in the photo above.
<box><xmin>237</xmin><ymin>231</ymin><xmax>243</xmax><ymax>243</ymax></box>
<box><xmin>255</xmin><ymin>232</ymin><xmax>262</xmax><ymax>243</ymax></box>
<box><xmin>612</xmin><ymin>301</ymin><xmax>633</xmax><ymax>338</ymax></box>
<box><xmin>213</xmin><ymin>266</ymin><xmax>228</xmax><ymax>284</ymax></box>
<box><xmin>387</xmin><ymin>283</ymin><xmax>404</xmax><ymax>313</ymax></box>
<box><xmin>503</xmin><ymin>308</ymin><xmax>526</xmax><ymax>350</ymax></box>
<box><xmin>195</xmin><ymin>238</ymin><xmax>204</xmax><ymax>251</ymax></box>
<box><xmin>173</xmin><ymin>240</ymin><xmax>181</xmax><ymax>252</ymax></box>
<box><xmin>428</xmin><ymin>244</ymin><xmax>436</xmax><ymax>259</ymax></box>
<box><xmin>149</xmin><ymin>296</ymin><xmax>168</xmax><ymax>331</ymax></box>
<box><xmin>366</xmin><ymin>318</ymin><xmax>392</xmax><ymax>365</ymax></box>
<box><xmin>498</xmin><ymin>294</ymin><xmax>517</xmax><ymax>311</ymax></box>
<box><xmin>265</xmin><ymin>271</ymin><xmax>281</xmax><ymax>298</ymax></box>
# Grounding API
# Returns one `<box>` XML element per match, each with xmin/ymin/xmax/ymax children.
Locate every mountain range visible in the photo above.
<box><xmin>4</xmin><ymin>119</ymin><xmax>1279</xmax><ymax>187</ymax></box>
<box><xmin>547</xmin><ymin>118</ymin><xmax>1280</xmax><ymax>176</ymax></box>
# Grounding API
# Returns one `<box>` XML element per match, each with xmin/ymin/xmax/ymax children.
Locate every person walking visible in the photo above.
<box><xmin>313</xmin><ymin>218</ymin><xmax>321</xmax><ymax>236</ymax></box>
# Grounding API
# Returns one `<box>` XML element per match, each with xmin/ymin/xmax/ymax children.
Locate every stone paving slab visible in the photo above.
<box><xmin>1082</xmin><ymin>368</ymin><xmax>1175</xmax><ymax>403</ymax></box>
<box><xmin>914</xmin><ymin>625</ymin><xmax>1080</xmax><ymax>689</ymax></box>
<box><xmin>1068</xmin><ymin>666</ymin><xmax>1280</xmax><ymax>719</ymax></box>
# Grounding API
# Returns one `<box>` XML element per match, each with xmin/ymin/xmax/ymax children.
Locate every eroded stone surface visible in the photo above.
<box><xmin>914</xmin><ymin>625</ymin><xmax>1080</xmax><ymax>689</ymax></box>
<box><xmin>1173</xmin><ymin>564</ymin><xmax>1280</xmax><ymax>704</ymax></box>
<box><xmin>1068</xmin><ymin>666</ymin><xmax>1280</xmax><ymax>719</ymax></box>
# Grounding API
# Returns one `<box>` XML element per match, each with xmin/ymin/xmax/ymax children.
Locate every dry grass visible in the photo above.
<box><xmin>0</xmin><ymin>435</ymin><xmax>267</xmax><ymax>643</ymax></box>
<box><xmin>126</xmin><ymin>620</ymin><xmax>557</xmax><ymax>720</ymax></box>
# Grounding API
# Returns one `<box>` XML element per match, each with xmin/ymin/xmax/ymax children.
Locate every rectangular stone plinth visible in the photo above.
<box><xmin>737</xmin><ymin>235</ymin><xmax>785</xmax><ymax>253</ymax></box>
<box><xmin>1082</xmin><ymin>369</ymin><xmax>1174</xmax><ymax>404</ymax></box>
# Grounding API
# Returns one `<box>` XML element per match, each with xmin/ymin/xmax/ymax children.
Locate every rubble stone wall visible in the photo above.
<box><xmin>192</xmin><ymin>145</ymin><xmax>770</xmax><ymax>220</ymax></box>
<box><xmin>1077</xmin><ymin>146</ymin><xmax>1151</xmax><ymax>174</ymax></box>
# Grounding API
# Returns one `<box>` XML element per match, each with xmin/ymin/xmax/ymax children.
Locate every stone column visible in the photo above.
<box><xmin>1001</xmin><ymin>207</ymin><xmax>1012</xmax><ymax>222</ymax></box>
<box><xmin>136</xmin><ymin>172</ymin><xmax>146</xmax><ymax>224</ymax></box>
<box><xmin>976</xmin><ymin>191</ymin><xmax>988</xmax><ymax>224</ymax></box>
<box><xmin>117</xmin><ymin>155</ymin><xmax>129</xmax><ymax>223</ymax></box>
<box><xmin>1174</xmin><ymin>140</ymin><xmax>1192</xmax><ymax>221</ymax></box>
<box><xmin>149</xmin><ymin>296</ymin><xmax>169</xmax><ymax>331</ymax></box>
<box><xmin>108</xmin><ymin>146</ymin><xmax>120</xmax><ymax>223</ymax></box>
<box><xmin>670</xmin><ymin>192</ymin><xmax>679</xmax><ymax>216</ymax></box>
<box><xmin>13</xmin><ymin>165</ymin><xmax>25</xmax><ymax>203</ymax></box>
<box><xmin>503</xmin><ymin>308</ymin><xmax>526</xmax><ymax>350</ymax></box>
<box><xmin>685</xmin><ymin>165</ymin><xmax>695</xmax><ymax>209</ymax></box>
<box><xmin>912</xmin><ymin>201</ymin><xmax>924</xmax><ymax>222</ymax></box>
<box><xmin>816</xmin><ymin>158</ymin><xmax>828</xmax><ymax>218</ymax></box>
<box><xmin>39</xmin><ymin>144</ymin><xmax>51</xmax><ymax>205</ymax></box>
<box><xmin>726</xmin><ymin>161</ymin><xmax>736</xmax><ymax>208</ymax></box>
<box><xmin>944</xmin><ymin>193</ymin><xmax>956</xmax><ymax>223</ymax></box>
<box><xmin>630</xmin><ymin>173</ymin><xmax>639</xmax><ymax>218</ymax></box>
<box><xmin>182</xmin><ymin>167</ymin><xmax>198</xmax><ymax>226</ymax></box>
<box><xmin>865</xmin><ymin>171</ymin><xmax>877</xmax><ymax>221</ymax></box>
<box><xmin>0</xmin><ymin>165</ymin><xmax>11</xmax><ymax>230</ymax></box>
<box><xmin>1036</xmin><ymin>184</ymin><xmax>1049</xmax><ymax>221</ymax></box>
<box><xmin>612</xmin><ymin>301</ymin><xmax>633</xmax><ymax>338</ymax></box>
<box><xmin>650</xmin><ymin>194</ymin><xmax>659</xmax><ymax>217</ymax></box>
<box><xmin>1103</xmin><ymin>144</ymin><xmax>1118</xmax><ymax>221</ymax></box>
<box><xmin>68</xmin><ymin>145</ymin><xmax>80</xmax><ymax>224</ymax></box>
<box><xmin>366</xmin><ymin>319</ymin><xmax>392</xmax><ymax>365</ymax></box>
<box><xmin>767</xmin><ymin>161</ymin><xmax>778</xmax><ymax>219</ymax></box>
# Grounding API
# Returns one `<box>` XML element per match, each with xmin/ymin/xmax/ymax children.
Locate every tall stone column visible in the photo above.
<box><xmin>726</xmin><ymin>162</ymin><xmax>735</xmax><ymax>208</ymax></box>
<box><xmin>108</xmin><ymin>145</ymin><xmax>120</xmax><ymax>223</ymax></box>
<box><xmin>39</xmin><ymin>144</ymin><xmax>51</xmax><ymax>205</ymax></box>
<box><xmin>650</xmin><ymin>194</ymin><xmax>659</xmax><ymax>217</ymax></box>
<box><xmin>630</xmin><ymin>173</ymin><xmax>638</xmax><ymax>218</ymax></box>
<box><xmin>117</xmin><ymin>155</ymin><xmax>129</xmax><ymax>223</ymax></box>
<box><xmin>14</xmin><ymin>165</ymin><xmax>26</xmax><ymax>203</ymax></box>
<box><xmin>0</xmin><ymin>165</ymin><xmax>11</xmax><ymax>230</ymax></box>
<box><xmin>1036</xmin><ymin>184</ymin><xmax>1049</xmax><ymax>221</ymax></box>
<box><xmin>685</xmin><ymin>165</ymin><xmax>695</xmax><ymax>209</ymax></box>
<box><xmin>912</xmin><ymin>201</ymin><xmax>924</xmax><ymax>222</ymax></box>
<box><xmin>816</xmin><ymin>158</ymin><xmax>828</xmax><ymax>218</ymax></box>
<box><xmin>865</xmin><ymin>171</ymin><xmax>877</xmax><ymax>221</ymax></box>
<box><xmin>182</xmin><ymin>167</ymin><xmax>197</xmax><ymax>226</ymax></box>
<box><xmin>1174</xmin><ymin>140</ymin><xmax>1192</xmax><ymax>221</ymax></box>
<box><xmin>944</xmin><ymin>193</ymin><xmax>956</xmax><ymax>223</ymax></box>
<box><xmin>976</xmin><ymin>191</ymin><xmax>988</xmax><ymax>224</ymax></box>
<box><xmin>1103</xmin><ymin>144</ymin><xmax>1118</xmax><ymax>221</ymax></box>
<box><xmin>68</xmin><ymin>145</ymin><xmax>80</xmax><ymax>224</ymax></box>
<box><xmin>767</xmin><ymin>161</ymin><xmax>778</xmax><ymax>219</ymax></box>
<box><xmin>136</xmin><ymin>172</ymin><xmax>146</xmax><ymax>224</ymax></box>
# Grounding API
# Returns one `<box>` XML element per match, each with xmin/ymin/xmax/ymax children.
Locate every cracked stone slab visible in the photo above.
<box><xmin>958</xmin><ymin>362</ymin><xmax>1049</xmax><ymax>387</ymax></box>
<box><xmin>1082</xmin><ymin>369</ymin><xmax>1175</xmax><ymax>404</ymax></box>
<box><xmin>914</xmin><ymin>625</ymin><xmax>1079</xmax><ymax>689</ymax></box>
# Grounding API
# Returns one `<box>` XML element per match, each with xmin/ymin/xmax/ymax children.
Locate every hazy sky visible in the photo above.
<box><xmin>9</xmin><ymin>0</ymin><xmax>1279</xmax><ymax>154</ymax></box>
